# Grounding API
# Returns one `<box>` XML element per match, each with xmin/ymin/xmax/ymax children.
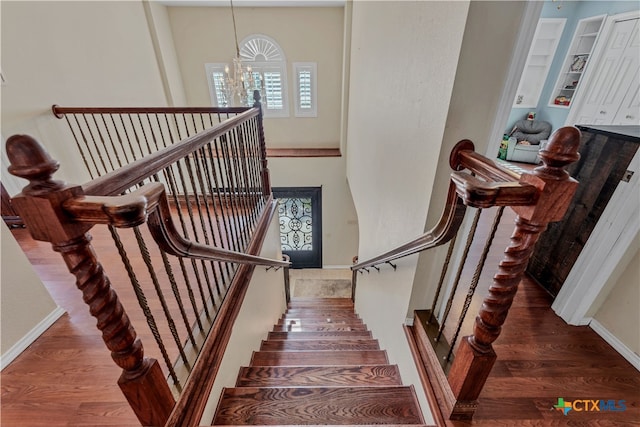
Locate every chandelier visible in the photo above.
<box><xmin>223</xmin><ymin>0</ymin><xmax>263</xmax><ymax>106</ymax></box>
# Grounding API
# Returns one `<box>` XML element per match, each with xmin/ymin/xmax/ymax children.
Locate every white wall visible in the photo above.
<box><xmin>1</xmin><ymin>224</ymin><xmax>64</xmax><ymax>369</ymax></box>
<box><xmin>345</xmin><ymin>1</ymin><xmax>470</xmax><ymax>422</ymax></box>
<box><xmin>167</xmin><ymin>6</ymin><xmax>344</xmax><ymax>148</ymax></box>
<box><xmin>200</xmin><ymin>213</ymin><xmax>286</xmax><ymax>425</ymax></box>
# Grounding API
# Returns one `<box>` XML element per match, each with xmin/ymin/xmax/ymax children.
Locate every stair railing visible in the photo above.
<box><xmin>6</xmin><ymin>97</ymin><xmax>289</xmax><ymax>427</ymax></box>
<box><xmin>351</xmin><ymin>127</ymin><xmax>581</xmax><ymax>420</ymax></box>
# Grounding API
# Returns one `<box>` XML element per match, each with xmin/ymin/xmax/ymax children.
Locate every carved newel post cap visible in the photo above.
<box><xmin>6</xmin><ymin>134</ymin><xmax>63</xmax><ymax>194</ymax></box>
<box><xmin>536</xmin><ymin>126</ymin><xmax>581</xmax><ymax>178</ymax></box>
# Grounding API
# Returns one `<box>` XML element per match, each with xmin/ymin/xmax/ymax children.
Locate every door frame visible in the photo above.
<box><xmin>272</xmin><ymin>186</ymin><xmax>323</xmax><ymax>269</ymax></box>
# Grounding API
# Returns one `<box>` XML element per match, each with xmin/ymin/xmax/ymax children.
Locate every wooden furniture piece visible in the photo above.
<box><xmin>528</xmin><ymin>125</ymin><xmax>640</xmax><ymax>296</ymax></box>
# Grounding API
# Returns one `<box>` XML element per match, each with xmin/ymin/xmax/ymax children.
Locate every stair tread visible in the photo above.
<box><xmin>251</xmin><ymin>350</ymin><xmax>389</xmax><ymax>366</ymax></box>
<box><xmin>212</xmin><ymin>386</ymin><xmax>424</xmax><ymax>425</ymax></box>
<box><xmin>268</xmin><ymin>331</ymin><xmax>373</xmax><ymax>340</ymax></box>
<box><xmin>260</xmin><ymin>339</ymin><xmax>380</xmax><ymax>351</ymax></box>
<box><xmin>236</xmin><ymin>365</ymin><xmax>403</xmax><ymax>387</ymax></box>
<box><xmin>272</xmin><ymin>323</ymin><xmax>368</xmax><ymax>332</ymax></box>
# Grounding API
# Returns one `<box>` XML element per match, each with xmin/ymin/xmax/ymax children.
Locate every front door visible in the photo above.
<box><xmin>272</xmin><ymin>187</ymin><xmax>322</xmax><ymax>269</ymax></box>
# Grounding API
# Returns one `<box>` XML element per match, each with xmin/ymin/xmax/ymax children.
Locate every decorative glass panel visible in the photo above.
<box><xmin>277</xmin><ymin>197</ymin><xmax>313</xmax><ymax>251</ymax></box>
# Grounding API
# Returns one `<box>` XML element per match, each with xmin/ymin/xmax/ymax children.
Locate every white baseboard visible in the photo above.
<box><xmin>589</xmin><ymin>318</ymin><xmax>640</xmax><ymax>371</ymax></box>
<box><xmin>322</xmin><ymin>265</ymin><xmax>353</xmax><ymax>270</ymax></box>
<box><xmin>1</xmin><ymin>306</ymin><xmax>66</xmax><ymax>370</ymax></box>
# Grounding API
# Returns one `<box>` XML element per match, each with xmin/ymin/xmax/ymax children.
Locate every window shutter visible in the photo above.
<box><xmin>294</xmin><ymin>62</ymin><xmax>317</xmax><ymax>117</ymax></box>
<box><xmin>264</xmin><ymin>71</ymin><xmax>284</xmax><ymax>110</ymax></box>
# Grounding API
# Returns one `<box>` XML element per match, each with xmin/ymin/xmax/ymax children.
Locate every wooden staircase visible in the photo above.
<box><xmin>212</xmin><ymin>297</ymin><xmax>427</xmax><ymax>425</ymax></box>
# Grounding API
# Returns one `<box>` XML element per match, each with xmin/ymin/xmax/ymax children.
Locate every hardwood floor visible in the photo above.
<box><xmin>3</xmin><ymin>200</ymin><xmax>639</xmax><ymax>426</ymax></box>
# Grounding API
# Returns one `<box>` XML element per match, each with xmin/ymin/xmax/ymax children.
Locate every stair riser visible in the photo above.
<box><xmin>267</xmin><ymin>331</ymin><xmax>373</xmax><ymax>340</ymax></box>
<box><xmin>271</xmin><ymin>324</ymin><xmax>368</xmax><ymax>332</ymax></box>
<box><xmin>278</xmin><ymin>317</ymin><xmax>364</xmax><ymax>325</ymax></box>
<box><xmin>260</xmin><ymin>339</ymin><xmax>380</xmax><ymax>351</ymax></box>
<box><xmin>251</xmin><ymin>350</ymin><xmax>389</xmax><ymax>366</ymax></box>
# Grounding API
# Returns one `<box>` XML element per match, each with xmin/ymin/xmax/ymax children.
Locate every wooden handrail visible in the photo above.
<box><xmin>52</xmin><ymin>104</ymin><xmax>251</xmax><ymax>117</ymax></box>
<box><xmin>352</xmin><ymin>181</ymin><xmax>467</xmax><ymax>271</ymax></box>
<box><xmin>352</xmin><ymin>139</ymin><xmax>539</xmax><ymax>271</ymax></box>
<box><xmin>81</xmin><ymin>108</ymin><xmax>259</xmax><ymax>196</ymax></box>
<box><xmin>63</xmin><ymin>183</ymin><xmax>289</xmax><ymax>268</ymax></box>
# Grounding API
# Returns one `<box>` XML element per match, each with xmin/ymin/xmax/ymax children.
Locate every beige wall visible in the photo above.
<box><xmin>409</xmin><ymin>1</ymin><xmax>529</xmax><ymax>316</ymax></box>
<box><xmin>345</xmin><ymin>1</ymin><xmax>471</xmax><ymax>422</ymax></box>
<box><xmin>1</xmin><ymin>224</ymin><xmax>61</xmax><ymax>365</ymax></box>
<box><xmin>167</xmin><ymin>6</ymin><xmax>343</xmax><ymax>148</ymax></box>
<box><xmin>1</xmin><ymin>0</ymin><xmax>168</xmax><ymax>185</ymax></box>
<box><xmin>145</xmin><ymin>1</ymin><xmax>188</xmax><ymax>106</ymax></box>
<box><xmin>593</xmin><ymin>235</ymin><xmax>640</xmax><ymax>356</ymax></box>
<box><xmin>269</xmin><ymin>156</ymin><xmax>358</xmax><ymax>267</ymax></box>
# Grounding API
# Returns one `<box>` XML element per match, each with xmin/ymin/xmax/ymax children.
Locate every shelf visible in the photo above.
<box><xmin>514</xmin><ymin>18</ymin><xmax>567</xmax><ymax>108</ymax></box>
<box><xmin>548</xmin><ymin>15</ymin><xmax>605</xmax><ymax>108</ymax></box>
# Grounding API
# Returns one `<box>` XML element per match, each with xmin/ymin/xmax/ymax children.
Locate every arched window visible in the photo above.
<box><xmin>239</xmin><ymin>34</ymin><xmax>289</xmax><ymax>117</ymax></box>
<box><xmin>205</xmin><ymin>34</ymin><xmax>289</xmax><ymax>117</ymax></box>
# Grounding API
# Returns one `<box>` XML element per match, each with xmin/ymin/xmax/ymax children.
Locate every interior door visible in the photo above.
<box><xmin>573</xmin><ymin>18</ymin><xmax>639</xmax><ymax>125</ymax></box>
<box><xmin>272</xmin><ymin>187</ymin><xmax>322</xmax><ymax>269</ymax></box>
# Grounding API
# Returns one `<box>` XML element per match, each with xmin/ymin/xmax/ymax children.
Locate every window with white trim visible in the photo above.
<box><xmin>205</xmin><ymin>34</ymin><xmax>289</xmax><ymax>117</ymax></box>
<box><xmin>294</xmin><ymin>62</ymin><xmax>317</xmax><ymax>117</ymax></box>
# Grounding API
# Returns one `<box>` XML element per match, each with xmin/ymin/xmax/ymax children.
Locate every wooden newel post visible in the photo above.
<box><xmin>446</xmin><ymin>126</ymin><xmax>581</xmax><ymax>419</ymax></box>
<box><xmin>253</xmin><ymin>90</ymin><xmax>271</xmax><ymax>196</ymax></box>
<box><xmin>6</xmin><ymin>135</ymin><xmax>175</xmax><ymax>426</ymax></box>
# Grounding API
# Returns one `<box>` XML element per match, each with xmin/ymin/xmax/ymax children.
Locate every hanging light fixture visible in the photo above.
<box><xmin>223</xmin><ymin>0</ymin><xmax>262</xmax><ymax>106</ymax></box>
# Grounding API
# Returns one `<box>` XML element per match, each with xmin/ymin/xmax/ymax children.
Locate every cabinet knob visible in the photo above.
<box><xmin>626</xmin><ymin>115</ymin><xmax>633</xmax><ymax>119</ymax></box>
<box><xmin>599</xmin><ymin>111</ymin><xmax>606</xmax><ymax>114</ymax></box>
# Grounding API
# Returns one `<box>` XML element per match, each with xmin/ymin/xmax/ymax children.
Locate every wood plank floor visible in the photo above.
<box><xmin>3</xmin><ymin>201</ymin><xmax>639</xmax><ymax>426</ymax></box>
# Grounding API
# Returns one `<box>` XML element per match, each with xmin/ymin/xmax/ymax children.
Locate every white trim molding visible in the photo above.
<box><xmin>589</xmin><ymin>318</ymin><xmax>640</xmax><ymax>371</ymax></box>
<box><xmin>1</xmin><ymin>306</ymin><xmax>66</xmax><ymax>370</ymax></box>
<box><xmin>553</xmin><ymin>150</ymin><xmax>640</xmax><ymax>325</ymax></box>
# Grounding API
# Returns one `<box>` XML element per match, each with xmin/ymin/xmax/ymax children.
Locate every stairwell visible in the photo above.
<box><xmin>212</xmin><ymin>297</ymin><xmax>427</xmax><ymax>425</ymax></box>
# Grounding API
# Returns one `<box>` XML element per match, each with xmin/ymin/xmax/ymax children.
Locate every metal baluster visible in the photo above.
<box><xmin>63</xmin><ymin>114</ymin><xmax>96</xmax><ymax>179</ymax></box>
<box><xmin>133</xmin><ymin>226</ymin><xmax>191</xmax><ymax>369</ymax></box>
<box><xmin>108</xmin><ymin>226</ymin><xmax>182</xmax><ymax>391</ymax></box>
<box><xmin>428</xmin><ymin>233</ymin><xmax>458</xmax><ymax>325</ymax></box>
<box><xmin>446</xmin><ymin>207</ymin><xmax>505</xmax><ymax>362</ymax></box>
<box><xmin>436</xmin><ymin>208</ymin><xmax>482</xmax><ymax>343</ymax></box>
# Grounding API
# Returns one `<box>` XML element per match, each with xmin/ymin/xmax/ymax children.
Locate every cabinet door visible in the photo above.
<box><xmin>573</xmin><ymin>18</ymin><xmax>639</xmax><ymax>125</ymax></box>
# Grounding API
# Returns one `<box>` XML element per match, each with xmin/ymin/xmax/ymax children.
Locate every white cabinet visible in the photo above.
<box><xmin>571</xmin><ymin>17</ymin><xmax>639</xmax><ymax>125</ymax></box>
<box><xmin>513</xmin><ymin>18</ymin><xmax>566</xmax><ymax>108</ymax></box>
<box><xmin>549</xmin><ymin>15</ymin><xmax>605</xmax><ymax>108</ymax></box>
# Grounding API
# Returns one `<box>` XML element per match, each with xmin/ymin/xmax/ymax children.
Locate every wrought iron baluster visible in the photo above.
<box><xmin>436</xmin><ymin>208</ymin><xmax>482</xmax><ymax>343</ymax></box>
